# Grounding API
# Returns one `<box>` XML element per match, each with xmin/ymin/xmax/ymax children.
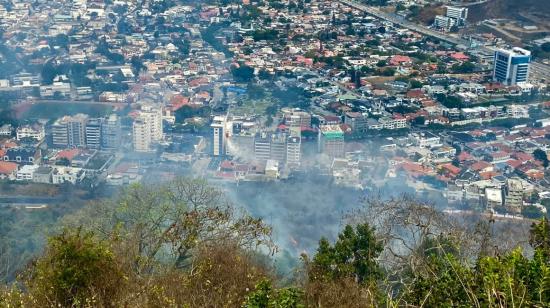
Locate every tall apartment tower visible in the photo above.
<box><xmin>101</xmin><ymin>114</ymin><xmax>121</xmax><ymax>150</ymax></box>
<box><xmin>133</xmin><ymin>105</ymin><xmax>163</xmax><ymax>152</ymax></box>
<box><xmin>318</xmin><ymin>124</ymin><xmax>345</xmax><ymax>159</ymax></box>
<box><xmin>211</xmin><ymin>116</ymin><xmax>227</xmax><ymax>156</ymax></box>
<box><xmin>270</xmin><ymin>133</ymin><xmax>287</xmax><ymax>163</ymax></box>
<box><xmin>493</xmin><ymin>47</ymin><xmax>531</xmax><ymax>86</ymax></box>
<box><xmin>141</xmin><ymin>105</ymin><xmax>163</xmax><ymax>142</ymax></box>
<box><xmin>283</xmin><ymin>109</ymin><xmax>311</xmax><ymax>137</ymax></box>
<box><xmin>254</xmin><ymin>132</ymin><xmax>271</xmax><ymax>161</ymax></box>
<box><xmin>51</xmin><ymin>119</ymin><xmax>69</xmax><ymax>148</ymax></box>
<box><xmin>133</xmin><ymin>118</ymin><xmax>152</xmax><ymax>152</ymax></box>
<box><xmin>85</xmin><ymin>118</ymin><xmax>102</xmax><ymax>149</ymax></box>
<box><xmin>52</xmin><ymin>114</ymin><xmax>88</xmax><ymax>148</ymax></box>
<box><xmin>446</xmin><ymin>6</ymin><xmax>467</xmax><ymax>25</ymax></box>
<box><xmin>286</xmin><ymin>136</ymin><xmax>301</xmax><ymax>169</ymax></box>
<box><xmin>505</xmin><ymin>178</ymin><xmax>524</xmax><ymax>213</ymax></box>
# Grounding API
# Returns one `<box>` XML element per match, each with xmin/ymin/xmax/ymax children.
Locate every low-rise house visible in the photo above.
<box><xmin>0</xmin><ymin>124</ymin><xmax>12</xmax><ymax>136</ymax></box>
<box><xmin>16</xmin><ymin>164</ymin><xmax>39</xmax><ymax>181</ymax></box>
<box><xmin>16</xmin><ymin>124</ymin><xmax>45</xmax><ymax>141</ymax></box>
<box><xmin>33</xmin><ymin>166</ymin><xmax>53</xmax><ymax>184</ymax></box>
<box><xmin>52</xmin><ymin>167</ymin><xmax>85</xmax><ymax>185</ymax></box>
<box><xmin>0</xmin><ymin>161</ymin><xmax>18</xmax><ymax>180</ymax></box>
<box><xmin>3</xmin><ymin>147</ymin><xmax>38</xmax><ymax>164</ymax></box>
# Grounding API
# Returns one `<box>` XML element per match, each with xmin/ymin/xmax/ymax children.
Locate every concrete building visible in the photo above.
<box><xmin>411</xmin><ymin>132</ymin><xmax>441</xmax><ymax>148</ymax></box>
<box><xmin>344</xmin><ymin>112</ymin><xmax>368</xmax><ymax>133</ymax></box>
<box><xmin>16</xmin><ymin>164</ymin><xmax>39</xmax><ymax>181</ymax></box>
<box><xmin>283</xmin><ymin>109</ymin><xmax>311</xmax><ymax>136</ymax></box>
<box><xmin>52</xmin><ymin>114</ymin><xmax>88</xmax><ymax>148</ymax></box>
<box><xmin>505</xmin><ymin>178</ymin><xmax>523</xmax><ymax>213</ymax></box>
<box><xmin>51</xmin><ymin>119</ymin><xmax>69</xmax><ymax>148</ymax></box>
<box><xmin>133</xmin><ymin>105</ymin><xmax>163</xmax><ymax>152</ymax></box>
<box><xmin>270</xmin><ymin>133</ymin><xmax>287</xmax><ymax>163</ymax></box>
<box><xmin>265</xmin><ymin>159</ymin><xmax>279</xmax><ymax>179</ymax></box>
<box><xmin>101</xmin><ymin>114</ymin><xmax>121</xmax><ymax>150</ymax></box>
<box><xmin>485</xmin><ymin>187</ymin><xmax>503</xmax><ymax>211</ymax></box>
<box><xmin>52</xmin><ymin>166</ymin><xmax>85</xmax><ymax>184</ymax></box>
<box><xmin>16</xmin><ymin>124</ymin><xmax>45</xmax><ymax>141</ymax></box>
<box><xmin>253</xmin><ymin>132</ymin><xmax>290</xmax><ymax>163</ymax></box>
<box><xmin>33</xmin><ymin>166</ymin><xmax>53</xmax><ymax>184</ymax></box>
<box><xmin>434</xmin><ymin>15</ymin><xmax>455</xmax><ymax>31</ymax></box>
<box><xmin>0</xmin><ymin>124</ymin><xmax>12</xmax><ymax>136</ymax></box>
<box><xmin>254</xmin><ymin>132</ymin><xmax>271</xmax><ymax>161</ymax></box>
<box><xmin>446</xmin><ymin>6</ymin><xmax>467</xmax><ymax>25</ymax></box>
<box><xmin>85</xmin><ymin>118</ymin><xmax>102</xmax><ymax>149</ymax></box>
<box><xmin>211</xmin><ymin>116</ymin><xmax>227</xmax><ymax>156</ymax></box>
<box><xmin>493</xmin><ymin>47</ymin><xmax>531</xmax><ymax>86</ymax></box>
<box><xmin>133</xmin><ymin>118</ymin><xmax>152</xmax><ymax>152</ymax></box>
<box><xmin>286</xmin><ymin>136</ymin><xmax>301</xmax><ymax>169</ymax></box>
<box><xmin>318</xmin><ymin>125</ymin><xmax>345</xmax><ymax>159</ymax></box>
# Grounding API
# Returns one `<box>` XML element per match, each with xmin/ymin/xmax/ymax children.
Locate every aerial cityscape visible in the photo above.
<box><xmin>0</xmin><ymin>0</ymin><xmax>550</xmax><ymax>306</ymax></box>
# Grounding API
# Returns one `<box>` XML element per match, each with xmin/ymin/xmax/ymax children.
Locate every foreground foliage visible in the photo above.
<box><xmin>2</xmin><ymin>180</ymin><xmax>550</xmax><ymax>307</ymax></box>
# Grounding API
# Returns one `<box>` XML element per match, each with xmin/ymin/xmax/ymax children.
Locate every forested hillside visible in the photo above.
<box><xmin>466</xmin><ymin>0</ymin><xmax>550</xmax><ymax>22</ymax></box>
<box><xmin>1</xmin><ymin>178</ymin><xmax>549</xmax><ymax>307</ymax></box>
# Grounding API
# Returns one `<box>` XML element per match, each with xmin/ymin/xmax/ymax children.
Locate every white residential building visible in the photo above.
<box><xmin>211</xmin><ymin>116</ymin><xmax>227</xmax><ymax>156</ymax></box>
<box><xmin>51</xmin><ymin>167</ymin><xmax>85</xmax><ymax>184</ymax></box>
<box><xmin>16</xmin><ymin>165</ymin><xmax>39</xmax><ymax>181</ymax></box>
<box><xmin>493</xmin><ymin>47</ymin><xmax>531</xmax><ymax>85</ymax></box>
<box><xmin>133</xmin><ymin>105</ymin><xmax>163</xmax><ymax>152</ymax></box>
<box><xmin>16</xmin><ymin>124</ymin><xmax>45</xmax><ymax>141</ymax></box>
<box><xmin>286</xmin><ymin>136</ymin><xmax>301</xmax><ymax>169</ymax></box>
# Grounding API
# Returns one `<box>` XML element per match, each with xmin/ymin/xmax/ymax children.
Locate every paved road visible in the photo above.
<box><xmin>339</xmin><ymin>0</ymin><xmax>550</xmax><ymax>81</ymax></box>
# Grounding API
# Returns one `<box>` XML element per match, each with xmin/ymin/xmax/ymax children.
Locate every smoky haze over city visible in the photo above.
<box><xmin>1</xmin><ymin>0</ymin><xmax>550</xmax><ymax>306</ymax></box>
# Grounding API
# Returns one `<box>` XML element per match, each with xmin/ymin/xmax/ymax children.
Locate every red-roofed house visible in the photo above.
<box><xmin>512</xmin><ymin>152</ymin><xmax>533</xmax><ymax>162</ymax></box>
<box><xmin>507</xmin><ymin>159</ymin><xmax>523</xmax><ymax>169</ymax></box>
<box><xmin>470</xmin><ymin>161</ymin><xmax>492</xmax><ymax>172</ymax></box>
<box><xmin>457</xmin><ymin>151</ymin><xmax>474</xmax><ymax>162</ymax></box>
<box><xmin>0</xmin><ymin>161</ymin><xmax>18</xmax><ymax>180</ymax></box>
<box><xmin>57</xmin><ymin>149</ymin><xmax>81</xmax><ymax>161</ymax></box>
<box><xmin>439</xmin><ymin>163</ymin><xmax>461</xmax><ymax>178</ymax></box>
<box><xmin>479</xmin><ymin>171</ymin><xmax>499</xmax><ymax>180</ymax></box>
<box><xmin>450</xmin><ymin>52</ymin><xmax>469</xmax><ymax>62</ymax></box>
<box><xmin>389</xmin><ymin>55</ymin><xmax>412</xmax><ymax>66</ymax></box>
<box><xmin>168</xmin><ymin>95</ymin><xmax>190</xmax><ymax>111</ymax></box>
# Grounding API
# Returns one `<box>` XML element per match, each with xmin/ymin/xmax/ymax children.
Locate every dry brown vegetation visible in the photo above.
<box><xmin>1</xmin><ymin>180</ymin><xmax>549</xmax><ymax>307</ymax></box>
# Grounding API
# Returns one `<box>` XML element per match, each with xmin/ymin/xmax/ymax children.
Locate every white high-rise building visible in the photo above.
<box><xmin>85</xmin><ymin>118</ymin><xmax>102</xmax><ymax>149</ymax></box>
<box><xmin>51</xmin><ymin>114</ymin><xmax>88</xmax><ymax>148</ymax></box>
<box><xmin>434</xmin><ymin>15</ymin><xmax>456</xmax><ymax>31</ymax></box>
<box><xmin>132</xmin><ymin>105</ymin><xmax>163</xmax><ymax>152</ymax></box>
<box><xmin>286</xmin><ymin>136</ymin><xmax>301</xmax><ymax>169</ymax></box>
<box><xmin>446</xmin><ymin>6</ymin><xmax>468</xmax><ymax>23</ymax></box>
<box><xmin>493</xmin><ymin>47</ymin><xmax>531</xmax><ymax>86</ymax></box>
<box><xmin>211</xmin><ymin>116</ymin><xmax>227</xmax><ymax>156</ymax></box>
<box><xmin>133</xmin><ymin>118</ymin><xmax>152</xmax><ymax>152</ymax></box>
<box><xmin>101</xmin><ymin>114</ymin><xmax>121</xmax><ymax>150</ymax></box>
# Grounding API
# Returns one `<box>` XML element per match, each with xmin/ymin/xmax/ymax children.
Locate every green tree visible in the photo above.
<box><xmin>410</xmin><ymin>79</ymin><xmax>423</xmax><ymax>89</ymax></box>
<box><xmin>309</xmin><ymin>224</ymin><xmax>383</xmax><ymax>284</ymax></box>
<box><xmin>244</xmin><ymin>279</ymin><xmax>304</xmax><ymax>308</ymax></box>
<box><xmin>63</xmin><ymin>178</ymin><xmax>273</xmax><ymax>274</ymax></box>
<box><xmin>451</xmin><ymin>61</ymin><xmax>475</xmax><ymax>74</ymax></box>
<box><xmin>24</xmin><ymin>229</ymin><xmax>124</xmax><ymax>307</ymax></box>
<box><xmin>530</xmin><ymin>217</ymin><xmax>550</xmax><ymax>259</ymax></box>
<box><xmin>533</xmin><ymin>149</ymin><xmax>549</xmax><ymax>167</ymax></box>
<box><xmin>231</xmin><ymin>64</ymin><xmax>255</xmax><ymax>82</ymax></box>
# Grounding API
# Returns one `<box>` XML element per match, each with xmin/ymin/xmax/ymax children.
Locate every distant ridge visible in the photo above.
<box><xmin>467</xmin><ymin>0</ymin><xmax>550</xmax><ymax>23</ymax></box>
